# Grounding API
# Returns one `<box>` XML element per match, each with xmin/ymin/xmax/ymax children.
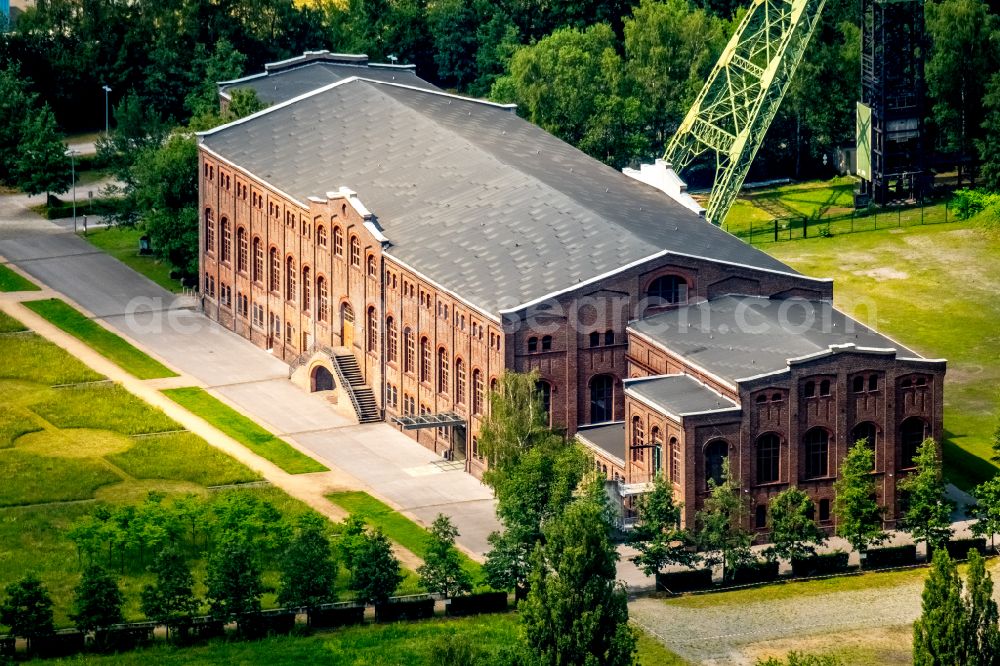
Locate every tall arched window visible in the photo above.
<box><xmin>403</xmin><ymin>328</ymin><xmax>415</xmax><ymax>374</ymax></box>
<box><xmin>900</xmin><ymin>417</ymin><xmax>927</xmax><ymax>469</ymax></box>
<box><xmin>803</xmin><ymin>428</ymin><xmax>829</xmax><ymax>479</ymax></box>
<box><xmin>647</xmin><ymin>275</ymin><xmax>688</xmax><ymax>306</ymax></box>
<box><xmin>236</xmin><ymin>227</ymin><xmax>248</xmax><ymax>272</ymax></box>
<box><xmin>437</xmin><ymin>348</ymin><xmax>449</xmax><ymax>393</ymax></box>
<box><xmin>651</xmin><ymin>427</ymin><xmax>662</xmax><ymax>475</ymax></box>
<box><xmin>269</xmin><ymin>248</ymin><xmax>280</xmax><ymax>293</ymax></box>
<box><xmin>589</xmin><ymin>374</ymin><xmax>614</xmax><ymax>422</ymax></box>
<box><xmin>302</xmin><ymin>267</ymin><xmax>311</xmax><ymax>312</ymax></box>
<box><xmin>386</xmin><ymin>317</ymin><xmax>397</xmax><ymax>362</ymax></box>
<box><xmin>541</xmin><ymin>335</ymin><xmax>552</xmax><ymax>351</ymax></box>
<box><xmin>367</xmin><ymin>307</ymin><xmax>377</xmax><ymax>352</ymax></box>
<box><xmin>631</xmin><ymin>417</ymin><xmax>645</xmax><ymax>462</ymax></box>
<box><xmin>756</xmin><ymin>433</ymin><xmax>781</xmax><ymax>484</ymax></box>
<box><xmin>367</xmin><ymin>255</ymin><xmax>377</xmax><ymax>277</ymax></box>
<box><xmin>285</xmin><ymin>256</ymin><xmax>296</xmax><ymax>301</ymax></box>
<box><xmin>536</xmin><ymin>380</ymin><xmax>551</xmax><ymax>426</ymax></box>
<box><xmin>705</xmin><ymin>440</ymin><xmax>728</xmax><ymax>489</ymax></box>
<box><xmin>420</xmin><ymin>337</ymin><xmax>431</xmax><ymax>383</ymax></box>
<box><xmin>317</xmin><ymin>277</ymin><xmax>329</xmax><ymax>322</ymax></box>
<box><xmin>204</xmin><ymin>208</ymin><xmax>215</xmax><ymax>252</ymax></box>
<box><xmin>669</xmin><ymin>437</ymin><xmax>680</xmax><ymax>484</ymax></box>
<box><xmin>317</xmin><ymin>225</ymin><xmax>327</xmax><ymax>248</ymax></box>
<box><xmin>456</xmin><ymin>359</ymin><xmax>466</xmax><ymax>405</ymax></box>
<box><xmin>220</xmin><ymin>218</ymin><xmax>231</xmax><ymax>263</ymax></box>
<box><xmin>852</xmin><ymin>421</ymin><xmax>878</xmax><ymax>470</ymax></box>
<box><xmin>350</xmin><ymin>236</ymin><xmax>360</xmax><ymax>267</ymax></box>
<box><xmin>252</xmin><ymin>237</ymin><xmax>263</xmax><ymax>283</ymax></box>
<box><xmin>333</xmin><ymin>226</ymin><xmax>343</xmax><ymax>257</ymax></box>
<box><xmin>473</xmin><ymin>369</ymin><xmax>484</xmax><ymax>415</ymax></box>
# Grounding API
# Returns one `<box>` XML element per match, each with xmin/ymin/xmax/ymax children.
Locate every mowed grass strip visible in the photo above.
<box><xmin>0</xmin><ymin>263</ymin><xmax>40</xmax><ymax>292</ymax></box>
<box><xmin>34</xmin><ymin>383</ymin><xmax>180</xmax><ymax>435</ymax></box>
<box><xmin>107</xmin><ymin>432</ymin><xmax>262</xmax><ymax>487</ymax></box>
<box><xmin>23</xmin><ymin>298</ymin><xmax>177</xmax><ymax>380</ymax></box>
<box><xmin>162</xmin><ymin>387</ymin><xmax>328</xmax><ymax>474</ymax></box>
<box><xmin>327</xmin><ymin>490</ymin><xmax>484</xmax><ymax>582</ymax></box>
<box><xmin>0</xmin><ymin>448</ymin><xmax>121</xmax><ymax>507</ymax></box>
<box><xmin>0</xmin><ymin>310</ymin><xmax>28</xmax><ymax>333</ymax></box>
<box><xmin>81</xmin><ymin>227</ymin><xmax>183</xmax><ymax>294</ymax></box>
<box><xmin>0</xmin><ymin>333</ymin><xmax>104</xmax><ymax>385</ymax></box>
<box><xmin>0</xmin><ymin>407</ymin><xmax>43</xmax><ymax>448</ymax></box>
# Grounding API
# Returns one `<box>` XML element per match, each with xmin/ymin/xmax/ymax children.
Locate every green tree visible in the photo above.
<box><xmin>0</xmin><ymin>575</ymin><xmax>55</xmax><ymax>651</ymax></box>
<box><xmin>349</xmin><ymin>527</ymin><xmax>403</xmax><ymax>605</ymax></box>
<box><xmin>139</xmin><ymin>545</ymin><xmax>199</xmax><ymax>639</ymax></box>
<box><xmin>521</xmin><ymin>498</ymin><xmax>636</xmax><ymax>666</ymax></box>
<box><xmin>338</xmin><ymin>514</ymin><xmax>368</xmax><ymax>572</ymax></box>
<box><xmin>628</xmin><ymin>475</ymin><xmax>699</xmax><ymax>576</ymax></box>
<box><xmin>205</xmin><ymin>534</ymin><xmax>263</xmax><ymax>621</ymax></box>
<box><xmin>418</xmin><ymin>514</ymin><xmax>473</xmax><ymax>597</ymax></box>
<box><xmin>970</xmin><ymin>475</ymin><xmax>1000</xmax><ymax>551</ymax></box>
<box><xmin>766</xmin><ymin>487</ymin><xmax>827</xmax><ymax>562</ymax></box>
<box><xmin>965</xmin><ymin>549</ymin><xmax>1000</xmax><ymax>665</ymax></box>
<box><xmin>899</xmin><ymin>438</ymin><xmax>954</xmax><ymax>553</ymax></box>
<box><xmin>694</xmin><ymin>458</ymin><xmax>753</xmax><ymax>580</ymax></box>
<box><xmin>913</xmin><ymin>548</ymin><xmax>967</xmax><ymax>665</ymax></box>
<box><xmin>477</xmin><ymin>369</ymin><xmax>554</xmax><ymax>481</ymax></box>
<box><xmin>981</xmin><ymin>73</ymin><xmax>1000</xmax><ymax>192</ymax></box>
<box><xmin>833</xmin><ymin>440</ymin><xmax>888</xmax><ymax>555</ymax></box>
<box><xmin>13</xmin><ymin>104</ymin><xmax>71</xmax><ymax>197</ymax></box>
<box><xmin>0</xmin><ymin>62</ymin><xmax>38</xmax><ymax>185</ymax></box>
<box><xmin>96</xmin><ymin>92</ymin><xmax>170</xmax><ymax>189</ymax></box>
<box><xmin>184</xmin><ymin>38</ymin><xmax>248</xmax><ymax>118</ymax></box>
<box><xmin>278</xmin><ymin>512</ymin><xmax>339</xmax><ymax>613</ymax></box>
<box><xmin>70</xmin><ymin>565</ymin><xmax>125</xmax><ymax>634</ymax></box>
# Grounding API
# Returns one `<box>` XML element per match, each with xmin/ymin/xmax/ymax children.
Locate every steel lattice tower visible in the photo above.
<box><xmin>664</xmin><ymin>0</ymin><xmax>827</xmax><ymax>226</ymax></box>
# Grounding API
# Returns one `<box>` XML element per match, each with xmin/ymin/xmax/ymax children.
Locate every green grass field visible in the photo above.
<box><xmin>162</xmin><ymin>387</ymin><xmax>329</xmax><ymax>474</ymax></box>
<box><xmin>0</xmin><ymin>310</ymin><xmax>28</xmax><ymax>333</ymax></box>
<box><xmin>80</xmin><ymin>226</ymin><xmax>183</xmax><ymax>294</ymax></box>
<box><xmin>23</xmin><ymin>298</ymin><xmax>177</xmax><ymax>379</ymax></box>
<box><xmin>767</xmin><ymin>221</ymin><xmax>1000</xmax><ymax>489</ymax></box>
<box><xmin>327</xmin><ymin>491</ymin><xmax>484</xmax><ymax>583</ymax></box>
<box><xmin>0</xmin><ymin>263</ymin><xmax>40</xmax><ymax>292</ymax></box>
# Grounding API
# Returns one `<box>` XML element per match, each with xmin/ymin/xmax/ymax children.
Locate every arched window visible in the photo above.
<box><xmin>819</xmin><ymin>380</ymin><xmax>831</xmax><ymax>396</ymax></box>
<box><xmin>900</xmin><ymin>417</ymin><xmax>927</xmax><ymax>469</ymax></box>
<box><xmin>852</xmin><ymin>421</ymin><xmax>878</xmax><ymax>470</ymax></box>
<box><xmin>269</xmin><ymin>248</ymin><xmax>280</xmax><ymax>293</ymax></box>
<box><xmin>490</xmin><ymin>377</ymin><xmax>498</xmax><ymax>393</ymax></box>
<box><xmin>367</xmin><ymin>255</ymin><xmax>377</xmax><ymax>277</ymax></box>
<box><xmin>804</xmin><ymin>381</ymin><xmax>816</xmax><ymax>398</ymax></box>
<box><xmin>528</xmin><ymin>337</ymin><xmax>538</xmax><ymax>353</ymax></box>
<box><xmin>236</xmin><ymin>227</ymin><xmax>248</xmax><ymax>272</ymax></box>
<box><xmin>220</xmin><ymin>217</ymin><xmax>231</xmax><ymax>263</ymax></box>
<box><xmin>472</xmin><ymin>369</ymin><xmax>484</xmax><ymax>415</ymax></box>
<box><xmin>803</xmin><ymin>428</ymin><xmax>829</xmax><ymax>479</ymax></box>
<box><xmin>589</xmin><ymin>332</ymin><xmax>600</xmax><ymax>348</ymax></box>
<box><xmin>420</xmin><ymin>337</ymin><xmax>431</xmax><ymax>383</ymax></box>
<box><xmin>302</xmin><ymin>267</ymin><xmax>311</xmax><ymax>312</ymax></box>
<box><xmin>632</xmin><ymin>417</ymin><xmax>645</xmax><ymax>462</ymax></box>
<box><xmin>669</xmin><ymin>437</ymin><xmax>680</xmax><ymax>484</ymax></box>
<box><xmin>589</xmin><ymin>374</ymin><xmax>614</xmax><ymax>422</ymax></box>
<box><xmin>647</xmin><ymin>275</ymin><xmax>688</xmax><ymax>306</ymax></box>
<box><xmin>367</xmin><ymin>307</ymin><xmax>377</xmax><ymax>352</ymax></box>
<box><xmin>605</xmin><ymin>330</ymin><xmax>615</xmax><ymax>346</ymax></box>
<box><xmin>705</xmin><ymin>440</ymin><xmax>728</xmax><ymax>489</ymax></box>
<box><xmin>386</xmin><ymin>317</ymin><xmax>397</xmax><ymax>362</ymax></box>
<box><xmin>455</xmin><ymin>359</ymin><xmax>466</xmax><ymax>405</ymax></box>
<box><xmin>285</xmin><ymin>256</ymin><xmax>296</xmax><ymax>301</ymax></box>
<box><xmin>350</xmin><ymin>236</ymin><xmax>360</xmax><ymax>267</ymax></box>
<box><xmin>252</xmin><ymin>237</ymin><xmax>263</xmax><ymax>283</ymax></box>
<box><xmin>541</xmin><ymin>335</ymin><xmax>552</xmax><ymax>351</ymax></box>
<box><xmin>317</xmin><ymin>225</ymin><xmax>327</xmax><ymax>248</ymax></box>
<box><xmin>853</xmin><ymin>376</ymin><xmax>865</xmax><ymax>393</ymax></box>
<box><xmin>437</xmin><ymin>348</ymin><xmax>449</xmax><ymax>393</ymax></box>
<box><xmin>404</xmin><ymin>328</ymin><xmax>415</xmax><ymax>374</ymax></box>
<box><xmin>756</xmin><ymin>433</ymin><xmax>781</xmax><ymax>484</ymax></box>
<box><xmin>317</xmin><ymin>277</ymin><xmax>329</xmax><ymax>322</ymax></box>
<box><xmin>651</xmin><ymin>427</ymin><xmax>662</xmax><ymax>475</ymax></box>
<box><xmin>204</xmin><ymin>208</ymin><xmax>215</xmax><ymax>252</ymax></box>
<box><xmin>536</xmin><ymin>380</ymin><xmax>551</xmax><ymax>426</ymax></box>
<box><xmin>333</xmin><ymin>226</ymin><xmax>344</xmax><ymax>257</ymax></box>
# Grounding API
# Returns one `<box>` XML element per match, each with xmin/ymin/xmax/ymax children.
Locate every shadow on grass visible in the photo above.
<box><xmin>942</xmin><ymin>429</ymin><xmax>998</xmax><ymax>492</ymax></box>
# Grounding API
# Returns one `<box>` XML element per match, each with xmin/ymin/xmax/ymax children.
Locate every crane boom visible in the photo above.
<box><xmin>664</xmin><ymin>0</ymin><xmax>826</xmax><ymax>226</ymax></box>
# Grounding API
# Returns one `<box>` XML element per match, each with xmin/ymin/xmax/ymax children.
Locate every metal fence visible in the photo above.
<box><xmin>734</xmin><ymin>199</ymin><xmax>956</xmax><ymax>244</ymax></box>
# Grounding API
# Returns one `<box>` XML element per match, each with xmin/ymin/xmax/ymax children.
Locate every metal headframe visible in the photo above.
<box><xmin>664</xmin><ymin>0</ymin><xmax>827</xmax><ymax>226</ymax></box>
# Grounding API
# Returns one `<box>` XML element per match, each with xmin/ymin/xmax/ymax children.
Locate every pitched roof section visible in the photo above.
<box><xmin>577</xmin><ymin>422</ymin><xmax>626</xmax><ymax>463</ymax></box>
<box><xmin>218</xmin><ymin>52</ymin><xmax>439</xmax><ymax>106</ymax></box>
<box><xmin>200</xmin><ymin>78</ymin><xmax>803</xmax><ymax>315</ymax></box>
<box><xmin>630</xmin><ymin>296</ymin><xmax>923</xmax><ymax>385</ymax></box>
<box><xmin>625</xmin><ymin>374</ymin><xmax>739</xmax><ymax>419</ymax></box>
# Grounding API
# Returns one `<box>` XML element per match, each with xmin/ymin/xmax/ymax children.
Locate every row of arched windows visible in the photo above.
<box><xmin>629</xmin><ymin>417</ymin><xmax>681</xmax><ymax>483</ymax></box>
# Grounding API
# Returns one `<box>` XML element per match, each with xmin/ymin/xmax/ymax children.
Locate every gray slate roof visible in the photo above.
<box><xmin>577</xmin><ymin>422</ymin><xmax>626</xmax><ymax>462</ymax></box>
<box><xmin>625</xmin><ymin>374</ymin><xmax>739</xmax><ymax>417</ymax></box>
<box><xmin>200</xmin><ymin>78</ymin><xmax>801</xmax><ymax>315</ymax></box>
<box><xmin>630</xmin><ymin>295</ymin><xmax>922</xmax><ymax>385</ymax></box>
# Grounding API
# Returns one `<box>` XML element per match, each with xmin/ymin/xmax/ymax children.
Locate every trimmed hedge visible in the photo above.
<box><xmin>375</xmin><ymin>598</ymin><xmax>435</xmax><ymax>623</ymax></box>
<box><xmin>95</xmin><ymin>626</ymin><xmax>155</xmax><ymax>652</ymax></box>
<box><xmin>730</xmin><ymin>559</ymin><xmax>780</xmax><ymax>585</ymax></box>
<box><xmin>791</xmin><ymin>551</ymin><xmax>851</xmax><ymax>577</ymax></box>
<box><xmin>309</xmin><ymin>604</ymin><xmax>366</xmax><ymax>628</ymax></box>
<box><xmin>446</xmin><ymin>591</ymin><xmax>508</xmax><ymax>617</ymax></box>
<box><xmin>30</xmin><ymin>631</ymin><xmax>86</xmax><ymax>659</ymax></box>
<box><xmin>238</xmin><ymin>611</ymin><xmax>297</xmax><ymax>639</ymax></box>
<box><xmin>656</xmin><ymin>568</ymin><xmax>714</xmax><ymax>593</ymax></box>
<box><xmin>862</xmin><ymin>545</ymin><xmax>918</xmax><ymax>570</ymax></box>
<box><xmin>945</xmin><ymin>538</ymin><xmax>987</xmax><ymax>561</ymax></box>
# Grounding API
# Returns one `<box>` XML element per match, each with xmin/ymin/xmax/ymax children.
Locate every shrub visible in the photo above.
<box><xmin>952</xmin><ymin>189</ymin><xmax>1000</xmax><ymax>220</ymax></box>
<box><xmin>790</xmin><ymin>552</ymin><xmax>850</xmax><ymax>577</ymax></box>
<box><xmin>862</xmin><ymin>544</ymin><xmax>918</xmax><ymax>569</ymax></box>
<box><xmin>944</xmin><ymin>538</ymin><xmax>987</xmax><ymax>561</ymax></box>
<box><xmin>655</xmin><ymin>568</ymin><xmax>714</xmax><ymax>593</ymax></box>
<box><xmin>446</xmin><ymin>591</ymin><xmax>508</xmax><ymax>616</ymax></box>
<box><xmin>374</xmin><ymin>597</ymin><xmax>435</xmax><ymax>622</ymax></box>
<box><xmin>730</xmin><ymin>559</ymin><xmax>781</xmax><ymax>585</ymax></box>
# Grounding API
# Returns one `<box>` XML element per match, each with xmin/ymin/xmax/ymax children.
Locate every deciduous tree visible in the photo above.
<box><xmin>965</xmin><ymin>549</ymin><xmax>1000</xmax><ymax>665</ymax></box>
<box><xmin>694</xmin><ymin>458</ymin><xmax>753</xmax><ymax>580</ymax></box>
<box><xmin>139</xmin><ymin>545</ymin><xmax>199</xmax><ymax>639</ymax></box>
<box><xmin>70</xmin><ymin>565</ymin><xmax>125</xmax><ymax>634</ymax></box>
<box><xmin>13</xmin><ymin>104</ymin><xmax>71</xmax><ymax>197</ymax></box>
<box><xmin>833</xmin><ymin>439</ymin><xmax>888</xmax><ymax>555</ymax></box>
<box><xmin>205</xmin><ymin>534</ymin><xmax>263</xmax><ymax>622</ymax></box>
<box><xmin>628</xmin><ymin>475</ymin><xmax>699</xmax><ymax>576</ymax></box>
<box><xmin>278</xmin><ymin>513</ymin><xmax>339</xmax><ymax>613</ymax></box>
<box><xmin>970</xmin><ymin>475</ymin><xmax>1000</xmax><ymax>551</ymax></box>
<box><xmin>766</xmin><ymin>487</ymin><xmax>827</xmax><ymax>562</ymax></box>
<box><xmin>0</xmin><ymin>575</ymin><xmax>55</xmax><ymax>651</ymax></box>
<box><xmin>348</xmin><ymin>527</ymin><xmax>403</xmax><ymax>605</ymax></box>
<box><xmin>418</xmin><ymin>514</ymin><xmax>473</xmax><ymax>597</ymax></box>
<box><xmin>899</xmin><ymin>438</ymin><xmax>954</xmax><ymax>553</ymax></box>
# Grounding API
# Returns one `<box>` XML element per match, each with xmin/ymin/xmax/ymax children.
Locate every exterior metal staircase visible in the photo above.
<box><xmin>332</xmin><ymin>353</ymin><xmax>382</xmax><ymax>424</ymax></box>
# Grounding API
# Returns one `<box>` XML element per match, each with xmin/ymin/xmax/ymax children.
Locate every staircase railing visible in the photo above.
<box><xmin>285</xmin><ymin>344</ymin><xmax>374</xmax><ymax>424</ymax></box>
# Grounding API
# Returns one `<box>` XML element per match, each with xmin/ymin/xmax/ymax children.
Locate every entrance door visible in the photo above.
<box><xmin>341</xmin><ymin>303</ymin><xmax>355</xmax><ymax>348</ymax></box>
<box><xmin>311</xmin><ymin>365</ymin><xmax>335</xmax><ymax>392</ymax></box>
<box><xmin>451</xmin><ymin>425</ymin><xmax>467</xmax><ymax>462</ymax></box>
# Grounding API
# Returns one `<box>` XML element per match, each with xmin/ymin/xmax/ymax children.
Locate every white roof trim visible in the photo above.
<box><xmin>624</xmin><ymin>374</ymin><xmax>740</xmax><ymax>421</ymax></box>
<box><xmin>199</xmin><ymin>144</ymin><xmax>310</xmax><ymax>210</ymax></box>
<box><xmin>382</xmin><ymin>251</ymin><xmax>502</xmax><ymax>324</ymax></box>
<box><xmin>576</xmin><ymin>423</ymin><xmax>626</xmax><ymax>466</ymax></box>
<box><xmin>624</xmin><ymin>386</ymin><xmax>740</xmax><ymax>421</ymax></box>
<box><xmin>625</xmin><ymin>327</ymin><xmax>740</xmax><ymax>393</ymax></box>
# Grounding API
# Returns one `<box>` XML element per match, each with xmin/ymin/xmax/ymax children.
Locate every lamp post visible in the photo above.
<box><xmin>64</xmin><ymin>149</ymin><xmax>79</xmax><ymax>232</ymax></box>
<box><xmin>102</xmin><ymin>85</ymin><xmax>112</xmax><ymax>135</ymax></box>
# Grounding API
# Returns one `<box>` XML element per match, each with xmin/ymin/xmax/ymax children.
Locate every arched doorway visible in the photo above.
<box><xmin>341</xmin><ymin>303</ymin><xmax>355</xmax><ymax>348</ymax></box>
<box><xmin>311</xmin><ymin>365</ymin><xmax>335</xmax><ymax>392</ymax></box>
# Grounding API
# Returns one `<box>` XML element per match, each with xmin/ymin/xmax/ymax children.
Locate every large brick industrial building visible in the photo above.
<box><xmin>199</xmin><ymin>52</ymin><xmax>945</xmax><ymax>531</ymax></box>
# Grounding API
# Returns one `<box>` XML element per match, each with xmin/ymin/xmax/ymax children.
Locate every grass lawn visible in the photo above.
<box><xmin>0</xmin><ymin>310</ymin><xmax>27</xmax><ymax>333</ymax></box>
<box><xmin>23</xmin><ymin>298</ymin><xmax>177</xmax><ymax>379</ymax></box>
<box><xmin>0</xmin><ymin>263</ymin><xmax>40</xmax><ymax>292</ymax></box>
<box><xmin>766</xmin><ymin>221</ymin><xmax>1000</xmax><ymax>489</ymax></box>
<box><xmin>327</xmin><ymin>490</ymin><xmax>484</xmax><ymax>584</ymax></box>
<box><xmin>33</xmin><ymin>383</ymin><xmax>180</xmax><ymax>435</ymax></box>
<box><xmin>162</xmin><ymin>387</ymin><xmax>329</xmax><ymax>475</ymax></box>
<box><xmin>80</xmin><ymin>226</ymin><xmax>183</xmax><ymax>293</ymax></box>
<box><xmin>106</xmin><ymin>432</ymin><xmax>261</xmax><ymax>487</ymax></box>
<box><xmin>0</xmin><ymin>333</ymin><xmax>104</xmax><ymax>385</ymax></box>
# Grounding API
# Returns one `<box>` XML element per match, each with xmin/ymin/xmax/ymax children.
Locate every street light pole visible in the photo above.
<box><xmin>102</xmin><ymin>85</ymin><xmax>112</xmax><ymax>135</ymax></box>
<box><xmin>65</xmin><ymin>148</ymin><xmax>78</xmax><ymax>232</ymax></box>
